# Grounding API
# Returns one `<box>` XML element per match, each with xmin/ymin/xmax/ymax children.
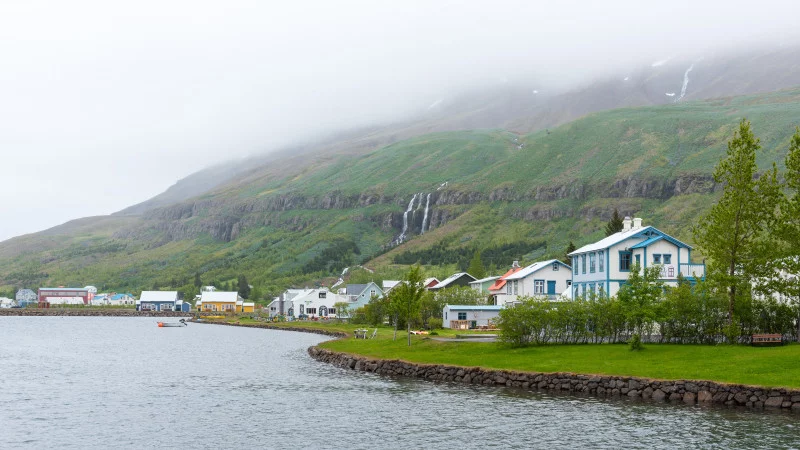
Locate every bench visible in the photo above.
<box><xmin>751</xmin><ymin>333</ymin><xmax>783</xmax><ymax>346</ymax></box>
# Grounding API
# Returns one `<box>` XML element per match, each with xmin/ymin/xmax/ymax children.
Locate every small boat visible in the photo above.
<box><xmin>157</xmin><ymin>319</ymin><xmax>187</xmax><ymax>328</ymax></box>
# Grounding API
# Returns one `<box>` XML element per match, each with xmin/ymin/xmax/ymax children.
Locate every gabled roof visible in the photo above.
<box><xmin>489</xmin><ymin>267</ymin><xmax>523</xmax><ymax>291</ymax></box>
<box><xmin>469</xmin><ymin>276</ymin><xmax>500</xmax><ymax>284</ymax></box>
<box><xmin>346</xmin><ymin>284</ymin><xmax>368</xmax><ymax>295</ymax></box>
<box><xmin>424</xmin><ymin>277</ymin><xmax>440</xmax><ymax>287</ymax></box>
<box><xmin>110</xmin><ymin>293</ymin><xmax>134</xmax><ymax>300</ymax></box>
<box><xmin>505</xmin><ymin>259</ymin><xmax>568</xmax><ymax>280</ymax></box>
<box><xmin>569</xmin><ymin>226</ymin><xmax>691</xmax><ymax>255</ymax></box>
<box><xmin>429</xmin><ymin>273</ymin><xmax>476</xmax><ymax>290</ymax></box>
<box><xmin>140</xmin><ymin>291</ymin><xmax>179</xmax><ymax>302</ymax></box>
<box><xmin>198</xmin><ymin>291</ymin><xmax>240</xmax><ymax>303</ymax></box>
<box><xmin>382</xmin><ymin>280</ymin><xmax>401</xmax><ymax>290</ymax></box>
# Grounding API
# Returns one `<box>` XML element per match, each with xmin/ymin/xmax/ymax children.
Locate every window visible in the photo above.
<box><xmin>534</xmin><ymin>280</ymin><xmax>544</xmax><ymax>295</ymax></box>
<box><xmin>445</xmin><ymin>312</ymin><xmax>448</xmax><ymax>320</ymax></box>
<box><xmin>589</xmin><ymin>253</ymin><xmax>596</xmax><ymax>273</ymax></box>
<box><xmin>307</xmin><ymin>308</ymin><xmax>317</xmax><ymax>315</ymax></box>
<box><xmin>318</xmin><ymin>292</ymin><xmax>326</xmax><ymax>299</ymax></box>
<box><xmin>458</xmin><ymin>312</ymin><xmax>467</xmax><ymax>320</ymax></box>
<box><xmin>573</xmin><ymin>285</ymin><xmax>579</xmax><ymax>298</ymax></box>
<box><xmin>599</xmin><ymin>285</ymin><xmax>605</xmax><ymax>298</ymax></box>
<box><xmin>552</xmin><ymin>262</ymin><xmax>559</xmax><ymax>271</ymax></box>
<box><xmin>300</xmin><ymin>304</ymin><xmax>304</xmax><ymax>314</ymax></box>
<box><xmin>581</xmin><ymin>255</ymin><xmax>586</xmax><ymax>274</ymax></box>
<box><xmin>270</xmin><ymin>307</ymin><xmax>276</xmax><ymax>312</ymax></box>
<box><xmin>653</xmin><ymin>254</ymin><xmax>662</xmax><ymax>264</ymax></box>
<box><xmin>635</xmin><ymin>254</ymin><xmax>641</xmax><ymax>266</ymax></box>
<box><xmin>513</xmin><ymin>280</ymin><xmax>518</xmax><ymax>295</ymax></box>
<box><xmin>620</xmin><ymin>251</ymin><xmax>632</xmax><ymax>271</ymax></box>
<box><xmin>599</xmin><ymin>251</ymin><xmax>604</xmax><ymax>272</ymax></box>
<box><xmin>663</xmin><ymin>254</ymin><xmax>672</xmax><ymax>264</ymax></box>
<box><xmin>329</xmin><ymin>308</ymin><xmax>336</xmax><ymax>314</ymax></box>
<box><xmin>370</xmin><ymin>289</ymin><xmax>376</xmax><ymax>297</ymax></box>
<box><xmin>506</xmin><ymin>283</ymin><xmax>511</xmax><ymax>294</ymax></box>
<box><xmin>573</xmin><ymin>257</ymin><xmax>578</xmax><ymax>275</ymax></box>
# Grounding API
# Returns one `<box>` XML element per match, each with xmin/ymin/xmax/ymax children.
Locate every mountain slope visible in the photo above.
<box><xmin>2</xmin><ymin>88</ymin><xmax>800</xmax><ymax>297</ymax></box>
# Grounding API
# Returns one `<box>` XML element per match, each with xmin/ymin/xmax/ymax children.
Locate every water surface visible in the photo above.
<box><xmin>1</xmin><ymin>317</ymin><xmax>798</xmax><ymax>449</ymax></box>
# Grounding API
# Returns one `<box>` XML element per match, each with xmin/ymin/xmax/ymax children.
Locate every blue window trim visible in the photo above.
<box><xmin>619</xmin><ymin>251</ymin><xmax>632</xmax><ymax>272</ymax></box>
<box><xmin>581</xmin><ymin>255</ymin><xmax>586</xmax><ymax>274</ymax></box>
<box><xmin>573</xmin><ymin>257</ymin><xmax>578</xmax><ymax>275</ymax></box>
<box><xmin>663</xmin><ymin>254</ymin><xmax>672</xmax><ymax>264</ymax></box>
<box><xmin>653</xmin><ymin>253</ymin><xmax>661</xmax><ymax>264</ymax></box>
<box><xmin>589</xmin><ymin>253</ymin><xmax>596</xmax><ymax>273</ymax></box>
<box><xmin>598</xmin><ymin>250</ymin><xmax>604</xmax><ymax>272</ymax></box>
<box><xmin>533</xmin><ymin>279</ymin><xmax>545</xmax><ymax>295</ymax></box>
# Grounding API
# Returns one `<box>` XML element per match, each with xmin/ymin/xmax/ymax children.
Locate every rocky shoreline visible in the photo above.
<box><xmin>308</xmin><ymin>347</ymin><xmax>800</xmax><ymax>412</ymax></box>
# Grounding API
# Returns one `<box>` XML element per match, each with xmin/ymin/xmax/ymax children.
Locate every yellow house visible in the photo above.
<box><xmin>196</xmin><ymin>291</ymin><xmax>254</xmax><ymax>313</ymax></box>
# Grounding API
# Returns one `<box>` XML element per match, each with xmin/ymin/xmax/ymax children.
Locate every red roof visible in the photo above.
<box><xmin>488</xmin><ymin>267</ymin><xmax>523</xmax><ymax>292</ymax></box>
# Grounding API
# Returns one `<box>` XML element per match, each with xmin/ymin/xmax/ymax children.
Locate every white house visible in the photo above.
<box><xmin>501</xmin><ymin>259</ymin><xmax>573</xmax><ymax>304</ymax></box>
<box><xmin>568</xmin><ymin>216</ymin><xmax>705</xmax><ymax>299</ymax></box>
<box><xmin>443</xmin><ymin>305</ymin><xmax>503</xmax><ymax>329</ymax></box>
<box><xmin>137</xmin><ymin>291</ymin><xmax>180</xmax><ymax>311</ymax></box>
<box><xmin>0</xmin><ymin>297</ymin><xmax>14</xmax><ymax>308</ymax></box>
<box><xmin>285</xmin><ymin>288</ymin><xmax>349</xmax><ymax>319</ymax></box>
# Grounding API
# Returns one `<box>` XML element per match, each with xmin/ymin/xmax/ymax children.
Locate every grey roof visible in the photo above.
<box><xmin>469</xmin><ymin>276</ymin><xmax>500</xmax><ymax>284</ymax></box>
<box><xmin>346</xmin><ymin>284</ymin><xmax>368</xmax><ymax>295</ymax></box>
<box><xmin>445</xmin><ymin>305</ymin><xmax>503</xmax><ymax>311</ymax></box>
<box><xmin>505</xmin><ymin>259</ymin><xmax>568</xmax><ymax>280</ymax></box>
<box><xmin>429</xmin><ymin>272</ymin><xmax>477</xmax><ymax>290</ymax></box>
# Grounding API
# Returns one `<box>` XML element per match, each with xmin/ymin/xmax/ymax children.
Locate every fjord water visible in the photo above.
<box><xmin>1</xmin><ymin>318</ymin><xmax>798</xmax><ymax>449</ymax></box>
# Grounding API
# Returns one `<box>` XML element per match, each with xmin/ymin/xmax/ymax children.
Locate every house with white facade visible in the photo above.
<box><xmin>267</xmin><ymin>289</ymin><xmax>308</xmax><ymax>318</ymax></box>
<box><xmin>568</xmin><ymin>217</ymin><xmax>705</xmax><ymax>299</ymax></box>
<box><xmin>443</xmin><ymin>305</ymin><xmax>503</xmax><ymax>329</ymax></box>
<box><xmin>284</xmin><ymin>288</ymin><xmax>349</xmax><ymax>319</ymax></box>
<box><xmin>501</xmin><ymin>259</ymin><xmax>572</xmax><ymax>303</ymax></box>
<box><xmin>137</xmin><ymin>291</ymin><xmax>181</xmax><ymax>311</ymax></box>
<box><xmin>488</xmin><ymin>262</ymin><xmax>523</xmax><ymax>305</ymax></box>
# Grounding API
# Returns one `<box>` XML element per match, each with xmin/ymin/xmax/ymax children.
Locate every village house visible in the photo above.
<box><xmin>443</xmin><ymin>304</ymin><xmax>503</xmax><ymax>329</ymax></box>
<box><xmin>93</xmin><ymin>293</ymin><xmax>136</xmax><ymax>306</ymax></box>
<box><xmin>568</xmin><ymin>217</ymin><xmax>705</xmax><ymax>299</ymax></box>
<box><xmin>469</xmin><ymin>276</ymin><xmax>500</xmax><ymax>294</ymax></box>
<box><xmin>267</xmin><ymin>288</ymin><xmax>309</xmax><ymax>318</ymax></box>
<box><xmin>196</xmin><ymin>291</ymin><xmax>253</xmax><ymax>313</ymax></box>
<box><xmin>487</xmin><ymin>262</ymin><xmax>523</xmax><ymax>305</ymax></box>
<box><xmin>137</xmin><ymin>291</ymin><xmax>191</xmax><ymax>312</ymax></box>
<box><xmin>284</xmin><ymin>288</ymin><xmax>349</xmax><ymax>319</ymax></box>
<box><xmin>427</xmin><ymin>273</ymin><xmax>476</xmax><ymax>291</ymax></box>
<box><xmin>502</xmin><ymin>259</ymin><xmax>573</xmax><ymax>303</ymax></box>
<box><xmin>341</xmin><ymin>282</ymin><xmax>383</xmax><ymax>311</ymax></box>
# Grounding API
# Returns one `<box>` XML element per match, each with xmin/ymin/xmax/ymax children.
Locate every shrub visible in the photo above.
<box><xmin>628</xmin><ymin>333</ymin><xmax>643</xmax><ymax>351</ymax></box>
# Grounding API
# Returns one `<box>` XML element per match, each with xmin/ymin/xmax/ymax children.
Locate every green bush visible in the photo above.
<box><xmin>628</xmin><ymin>333</ymin><xmax>643</xmax><ymax>351</ymax></box>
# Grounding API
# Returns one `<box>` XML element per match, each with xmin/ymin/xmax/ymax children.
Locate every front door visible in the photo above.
<box><xmin>547</xmin><ymin>281</ymin><xmax>556</xmax><ymax>295</ymax></box>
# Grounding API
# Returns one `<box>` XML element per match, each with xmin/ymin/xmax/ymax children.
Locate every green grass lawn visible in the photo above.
<box><xmin>289</xmin><ymin>324</ymin><xmax>800</xmax><ymax>389</ymax></box>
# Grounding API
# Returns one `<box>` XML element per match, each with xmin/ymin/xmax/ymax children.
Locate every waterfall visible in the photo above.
<box><xmin>421</xmin><ymin>193</ymin><xmax>431</xmax><ymax>234</ymax></box>
<box><xmin>678</xmin><ymin>64</ymin><xmax>694</xmax><ymax>101</ymax></box>
<box><xmin>396</xmin><ymin>193</ymin><xmax>417</xmax><ymax>244</ymax></box>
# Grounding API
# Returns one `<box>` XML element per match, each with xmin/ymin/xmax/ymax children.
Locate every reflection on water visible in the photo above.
<box><xmin>1</xmin><ymin>317</ymin><xmax>798</xmax><ymax>449</ymax></box>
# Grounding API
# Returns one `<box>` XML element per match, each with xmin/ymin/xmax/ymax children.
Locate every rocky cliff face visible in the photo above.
<box><xmin>133</xmin><ymin>173</ymin><xmax>717</xmax><ymax>244</ymax></box>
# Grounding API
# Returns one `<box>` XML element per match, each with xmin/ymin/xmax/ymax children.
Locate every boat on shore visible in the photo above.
<box><xmin>157</xmin><ymin>319</ymin><xmax>187</xmax><ymax>328</ymax></box>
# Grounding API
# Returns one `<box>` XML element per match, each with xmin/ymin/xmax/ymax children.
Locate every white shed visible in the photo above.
<box><xmin>442</xmin><ymin>305</ymin><xmax>503</xmax><ymax>329</ymax></box>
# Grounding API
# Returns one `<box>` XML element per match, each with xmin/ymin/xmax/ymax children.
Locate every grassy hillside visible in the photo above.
<box><xmin>2</xmin><ymin>88</ymin><xmax>800</xmax><ymax>299</ymax></box>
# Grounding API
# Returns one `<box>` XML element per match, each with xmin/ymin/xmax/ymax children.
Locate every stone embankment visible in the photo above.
<box><xmin>0</xmin><ymin>309</ymin><xmax>192</xmax><ymax>317</ymax></box>
<box><xmin>308</xmin><ymin>347</ymin><xmax>800</xmax><ymax>411</ymax></box>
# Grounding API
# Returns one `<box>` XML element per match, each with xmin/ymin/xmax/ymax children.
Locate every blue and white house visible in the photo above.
<box><xmin>137</xmin><ymin>291</ymin><xmax>188</xmax><ymax>312</ymax></box>
<box><xmin>341</xmin><ymin>282</ymin><xmax>383</xmax><ymax>310</ymax></box>
<box><xmin>568</xmin><ymin>217</ymin><xmax>705</xmax><ymax>299</ymax></box>
<box><xmin>501</xmin><ymin>259</ymin><xmax>573</xmax><ymax>304</ymax></box>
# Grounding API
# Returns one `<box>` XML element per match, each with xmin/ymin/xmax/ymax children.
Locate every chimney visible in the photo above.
<box><xmin>512</xmin><ymin>260</ymin><xmax>520</xmax><ymax>268</ymax></box>
<box><xmin>622</xmin><ymin>216</ymin><xmax>632</xmax><ymax>231</ymax></box>
<box><xmin>633</xmin><ymin>217</ymin><xmax>643</xmax><ymax>229</ymax></box>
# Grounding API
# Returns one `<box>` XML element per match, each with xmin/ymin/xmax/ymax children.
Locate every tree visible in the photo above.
<box><xmin>761</xmin><ymin>127</ymin><xmax>800</xmax><ymax>340</ymax></box>
<box><xmin>194</xmin><ymin>272</ymin><xmax>202</xmax><ymax>288</ymax></box>
<box><xmin>389</xmin><ymin>265</ymin><xmax>427</xmax><ymax>346</ymax></box>
<box><xmin>563</xmin><ymin>241</ymin><xmax>576</xmax><ymax>265</ymax></box>
<box><xmin>237</xmin><ymin>275</ymin><xmax>251</xmax><ymax>299</ymax></box>
<box><xmin>467</xmin><ymin>250</ymin><xmax>486</xmax><ymax>279</ymax></box>
<box><xmin>693</xmin><ymin>119</ymin><xmax>780</xmax><ymax>324</ymax></box>
<box><xmin>333</xmin><ymin>301</ymin><xmax>350</xmax><ymax>322</ymax></box>
<box><xmin>605</xmin><ymin>209</ymin><xmax>624</xmax><ymax>236</ymax></box>
<box><xmin>617</xmin><ymin>263</ymin><xmax>664</xmax><ymax>340</ymax></box>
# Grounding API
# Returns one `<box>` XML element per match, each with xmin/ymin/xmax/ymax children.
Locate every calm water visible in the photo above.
<box><xmin>1</xmin><ymin>317</ymin><xmax>799</xmax><ymax>449</ymax></box>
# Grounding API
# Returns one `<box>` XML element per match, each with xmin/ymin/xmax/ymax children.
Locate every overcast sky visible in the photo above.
<box><xmin>1</xmin><ymin>0</ymin><xmax>799</xmax><ymax>242</ymax></box>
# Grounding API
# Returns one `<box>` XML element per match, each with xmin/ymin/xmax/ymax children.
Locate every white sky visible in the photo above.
<box><xmin>1</xmin><ymin>0</ymin><xmax>799</xmax><ymax>241</ymax></box>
